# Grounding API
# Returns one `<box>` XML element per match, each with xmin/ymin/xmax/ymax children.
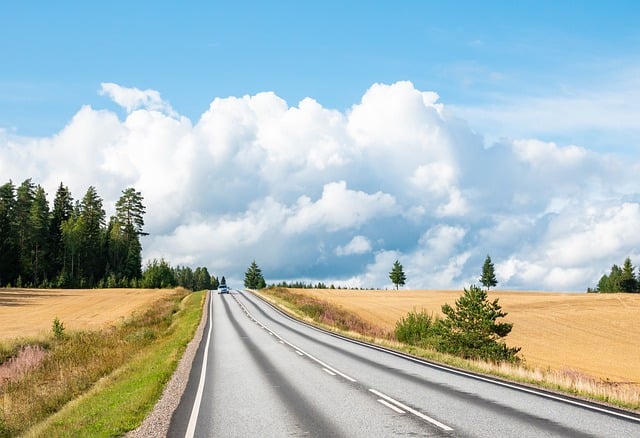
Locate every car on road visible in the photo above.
<box><xmin>219</xmin><ymin>285</ymin><xmax>229</xmax><ymax>294</ymax></box>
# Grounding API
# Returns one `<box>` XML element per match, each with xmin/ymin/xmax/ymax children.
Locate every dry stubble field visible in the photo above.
<box><xmin>291</xmin><ymin>288</ymin><xmax>640</xmax><ymax>384</ymax></box>
<box><xmin>0</xmin><ymin>288</ymin><xmax>177</xmax><ymax>340</ymax></box>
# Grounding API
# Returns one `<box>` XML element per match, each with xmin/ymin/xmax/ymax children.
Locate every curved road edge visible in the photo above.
<box><xmin>247</xmin><ymin>288</ymin><xmax>640</xmax><ymax>423</ymax></box>
<box><xmin>126</xmin><ymin>290</ymin><xmax>211</xmax><ymax>438</ymax></box>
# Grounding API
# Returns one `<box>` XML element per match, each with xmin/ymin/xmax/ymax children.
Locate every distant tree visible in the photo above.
<box><xmin>29</xmin><ymin>185</ymin><xmax>50</xmax><ymax>285</ymax></box>
<box><xmin>389</xmin><ymin>260</ymin><xmax>406</xmax><ymax>290</ymax></box>
<box><xmin>61</xmin><ymin>214</ymin><xmax>84</xmax><ymax>285</ymax></box>
<box><xmin>175</xmin><ymin>265</ymin><xmax>194</xmax><ymax>289</ymax></box>
<box><xmin>49</xmin><ymin>183</ymin><xmax>73</xmax><ymax>280</ymax></box>
<box><xmin>436</xmin><ymin>284</ymin><xmax>520</xmax><ymax>362</ymax></box>
<box><xmin>79</xmin><ymin>186</ymin><xmax>106</xmax><ymax>285</ymax></box>
<box><xmin>620</xmin><ymin>257</ymin><xmax>638</xmax><ymax>293</ymax></box>
<box><xmin>596</xmin><ymin>263</ymin><xmax>625</xmax><ymax>293</ymax></box>
<box><xmin>480</xmin><ymin>255</ymin><xmax>498</xmax><ymax>290</ymax></box>
<box><xmin>141</xmin><ymin>258</ymin><xmax>176</xmax><ymax>288</ymax></box>
<box><xmin>15</xmin><ymin>179</ymin><xmax>36</xmax><ymax>283</ymax></box>
<box><xmin>113</xmin><ymin>187</ymin><xmax>146</xmax><ymax>280</ymax></box>
<box><xmin>115</xmin><ymin>188</ymin><xmax>147</xmax><ymax>236</ymax></box>
<box><xmin>194</xmin><ymin>266</ymin><xmax>212</xmax><ymax>290</ymax></box>
<box><xmin>244</xmin><ymin>260</ymin><xmax>266</xmax><ymax>289</ymax></box>
<box><xmin>0</xmin><ymin>181</ymin><xmax>19</xmax><ymax>286</ymax></box>
<box><xmin>221</xmin><ymin>275</ymin><xmax>227</xmax><ymax>286</ymax></box>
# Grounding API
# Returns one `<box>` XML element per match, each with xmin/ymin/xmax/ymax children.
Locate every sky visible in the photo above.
<box><xmin>1</xmin><ymin>1</ymin><xmax>640</xmax><ymax>291</ymax></box>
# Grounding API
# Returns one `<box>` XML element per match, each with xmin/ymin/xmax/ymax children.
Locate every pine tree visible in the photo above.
<box><xmin>0</xmin><ymin>181</ymin><xmax>19</xmax><ymax>286</ymax></box>
<box><xmin>29</xmin><ymin>185</ymin><xmax>50</xmax><ymax>285</ymax></box>
<box><xmin>15</xmin><ymin>179</ymin><xmax>36</xmax><ymax>283</ymax></box>
<box><xmin>389</xmin><ymin>260</ymin><xmax>406</xmax><ymax>290</ymax></box>
<box><xmin>111</xmin><ymin>188</ymin><xmax>146</xmax><ymax>281</ymax></box>
<box><xmin>79</xmin><ymin>187</ymin><xmax>106</xmax><ymax>286</ymax></box>
<box><xmin>437</xmin><ymin>284</ymin><xmax>520</xmax><ymax>362</ymax></box>
<box><xmin>480</xmin><ymin>255</ymin><xmax>498</xmax><ymax>290</ymax></box>
<box><xmin>49</xmin><ymin>183</ymin><xmax>73</xmax><ymax>281</ymax></box>
<box><xmin>244</xmin><ymin>260</ymin><xmax>265</xmax><ymax>289</ymax></box>
<box><xmin>620</xmin><ymin>257</ymin><xmax>638</xmax><ymax>293</ymax></box>
<box><xmin>115</xmin><ymin>188</ymin><xmax>147</xmax><ymax>237</ymax></box>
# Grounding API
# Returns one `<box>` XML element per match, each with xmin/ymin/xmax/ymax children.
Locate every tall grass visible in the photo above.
<box><xmin>0</xmin><ymin>288</ymin><xmax>193</xmax><ymax>437</ymax></box>
<box><xmin>262</xmin><ymin>287</ymin><xmax>392</xmax><ymax>340</ymax></box>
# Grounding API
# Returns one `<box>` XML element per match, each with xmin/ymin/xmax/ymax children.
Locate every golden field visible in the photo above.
<box><xmin>290</xmin><ymin>288</ymin><xmax>640</xmax><ymax>384</ymax></box>
<box><xmin>0</xmin><ymin>288</ymin><xmax>178</xmax><ymax>340</ymax></box>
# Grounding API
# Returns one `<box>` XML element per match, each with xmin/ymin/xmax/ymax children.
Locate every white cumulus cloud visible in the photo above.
<box><xmin>2</xmin><ymin>80</ymin><xmax>639</xmax><ymax>291</ymax></box>
<box><xmin>100</xmin><ymin>82</ymin><xmax>177</xmax><ymax>116</ymax></box>
<box><xmin>336</xmin><ymin>235</ymin><xmax>373</xmax><ymax>256</ymax></box>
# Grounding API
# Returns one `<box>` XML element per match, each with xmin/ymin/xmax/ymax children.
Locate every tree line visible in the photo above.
<box><xmin>0</xmin><ymin>179</ymin><xmax>147</xmax><ymax>288</ymax></box>
<box><xmin>589</xmin><ymin>257</ymin><xmax>639</xmax><ymax>293</ymax></box>
<box><xmin>0</xmin><ymin>178</ymin><xmax>222</xmax><ymax>291</ymax></box>
<box><xmin>141</xmin><ymin>258</ymin><xmax>218</xmax><ymax>290</ymax></box>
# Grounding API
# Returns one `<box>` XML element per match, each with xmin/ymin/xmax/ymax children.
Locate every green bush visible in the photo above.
<box><xmin>52</xmin><ymin>317</ymin><xmax>66</xmax><ymax>340</ymax></box>
<box><xmin>394</xmin><ymin>309</ymin><xmax>438</xmax><ymax>347</ymax></box>
<box><xmin>436</xmin><ymin>285</ymin><xmax>521</xmax><ymax>362</ymax></box>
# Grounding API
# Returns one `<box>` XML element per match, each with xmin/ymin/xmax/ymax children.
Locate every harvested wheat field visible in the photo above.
<box><xmin>291</xmin><ymin>288</ymin><xmax>640</xmax><ymax>384</ymax></box>
<box><xmin>0</xmin><ymin>288</ymin><xmax>178</xmax><ymax>340</ymax></box>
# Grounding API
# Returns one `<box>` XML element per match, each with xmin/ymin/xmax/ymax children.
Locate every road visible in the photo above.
<box><xmin>169</xmin><ymin>290</ymin><xmax>640</xmax><ymax>437</ymax></box>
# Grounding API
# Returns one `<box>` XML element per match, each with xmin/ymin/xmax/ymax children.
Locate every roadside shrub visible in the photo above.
<box><xmin>395</xmin><ymin>309</ymin><xmax>439</xmax><ymax>347</ymax></box>
<box><xmin>300</xmin><ymin>302</ymin><xmax>324</xmax><ymax>319</ymax></box>
<box><xmin>435</xmin><ymin>285</ymin><xmax>521</xmax><ymax>363</ymax></box>
<box><xmin>52</xmin><ymin>317</ymin><xmax>65</xmax><ymax>340</ymax></box>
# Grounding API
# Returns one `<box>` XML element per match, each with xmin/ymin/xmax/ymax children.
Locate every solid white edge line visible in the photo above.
<box><xmin>185</xmin><ymin>292</ymin><xmax>213</xmax><ymax>438</ymax></box>
<box><xmin>369</xmin><ymin>389</ymin><xmax>453</xmax><ymax>431</ymax></box>
<box><xmin>244</xmin><ymin>290</ymin><xmax>640</xmax><ymax>425</ymax></box>
<box><xmin>377</xmin><ymin>398</ymin><xmax>405</xmax><ymax>414</ymax></box>
<box><xmin>303</xmin><ymin>319</ymin><xmax>640</xmax><ymax>424</ymax></box>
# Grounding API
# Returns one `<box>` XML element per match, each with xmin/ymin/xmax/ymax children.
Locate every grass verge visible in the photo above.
<box><xmin>0</xmin><ymin>288</ymin><xmax>204</xmax><ymax>437</ymax></box>
<box><xmin>257</xmin><ymin>287</ymin><xmax>640</xmax><ymax>411</ymax></box>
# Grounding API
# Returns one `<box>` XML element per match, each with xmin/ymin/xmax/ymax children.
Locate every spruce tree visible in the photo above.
<box><xmin>480</xmin><ymin>255</ymin><xmax>498</xmax><ymax>290</ymax></box>
<box><xmin>437</xmin><ymin>284</ymin><xmax>520</xmax><ymax>362</ymax></box>
<box><xmin>244</xmin><ymin>260</ymin><xmax>265</xmax><ymax>289</ymax></box>
<box><xmin>49</xmin><ymin>183</ymin><xmax>73</xmax><ymax>281</ymax></box>
<box><xmin>29</xmin><ymin>185</ymin><xmax>50</xmax><ymax>285</ymax></box>
<box><xmin>0</xmin><ymin>181</ymin><xmax>19</xmax><ymax>286</ymax></box>
<box><xmin>15</xmin><ymin>179</ymin><xmax>36</xmax><ymax>283</ymax></box>
<box><xmin>389</xmin><ymin>260</ymin><xmax>406</xmax><ymax>290</ymax></box>
<box><xmin>620</xmin><ymin>257</ymin><xmax>638</xmax><ymax>293</ymax></box>
<box><xmin>78</xmin><ymin>187</ymin><xmax>106</xmax><ymax>285</ymax></box>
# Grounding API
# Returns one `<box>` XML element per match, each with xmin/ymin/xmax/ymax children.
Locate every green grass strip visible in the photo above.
<box><xmin>23</xmin><ymin>290</ymin><xmax>204</xmax><ymax>438</ymax></box>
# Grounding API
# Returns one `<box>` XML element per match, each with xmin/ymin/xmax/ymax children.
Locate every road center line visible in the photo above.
<box><xmin>377</xmin><ymin>398</ymin><xmax>405</xmax><ymax>414</ymax></box>
<box><xmin>369</xmin><ymin>388</ymin><xmax>453</xmax><ymax>431</ymax></box>
<box><xmin>233</xmin><ymin>295</ymin><xmax>357</xmax><ymax>383</ymax></box>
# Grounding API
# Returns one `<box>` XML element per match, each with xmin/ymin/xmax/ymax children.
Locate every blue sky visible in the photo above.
<box><xmin>1</xmin><ymin>2</ymin><xmax>640</xmax><ymax>290</ymax></box>
<box><xmin>4</xmin><ymin>2</ymin><xmax>638</xmax><ymax>140</ymax></box>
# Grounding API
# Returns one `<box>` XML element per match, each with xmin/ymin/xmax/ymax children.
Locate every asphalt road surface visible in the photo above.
<box><xmin>169</xmin><ymin>290</ymin><xmax>640</xmax><ymax>437</ymax></box>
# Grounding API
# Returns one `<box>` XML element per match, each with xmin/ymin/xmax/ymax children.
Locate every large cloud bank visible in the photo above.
<box><xmin>2</xmin><ymin>81</ymin><xmax>639</xmax><ymax>291</ymax></box>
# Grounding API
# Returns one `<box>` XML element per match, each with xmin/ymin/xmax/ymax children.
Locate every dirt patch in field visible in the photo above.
<box><xmin>0</xmin><ymin>288</ymin><xmax>178</xmax><ymax>340</ymax></box>
<box><xmin>290</xmin><ymin>288</ymin><xmax>640</xmax><ymax>383</ymax></box>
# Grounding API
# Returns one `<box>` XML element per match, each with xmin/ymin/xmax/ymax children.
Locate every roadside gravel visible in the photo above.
<box><xmin>125</xmin><ymin>291</ymin><xmax>210</xmax><ymax>438</ymax></box>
